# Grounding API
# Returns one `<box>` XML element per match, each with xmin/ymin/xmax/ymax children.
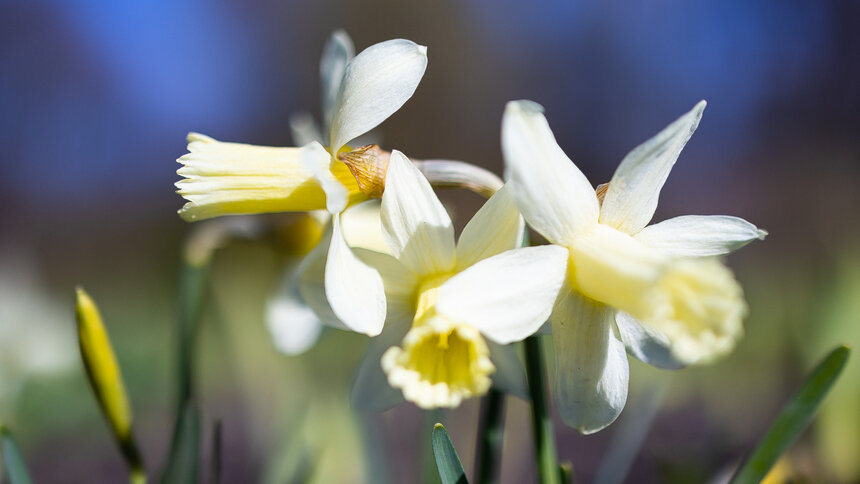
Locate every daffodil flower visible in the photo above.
<box><xmin>502</xmin><ymin>100</ymin><xmax>767</xmax><ymax>433</ymax></box>
<box><xmin>175</xmin><ymin>36</ymin><xmax>428</xmax><ymax>220</ymax></box>
<box><xmin>301</xmin><ymin>150</ymin><xmax>568</xmax><ymax>409</ymax></box>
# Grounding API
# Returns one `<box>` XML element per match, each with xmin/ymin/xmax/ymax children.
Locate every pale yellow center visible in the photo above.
<box><xmin>381</xmin><ymin>273</ymin><xmax>495</xmax><ymax>409</ymax></box>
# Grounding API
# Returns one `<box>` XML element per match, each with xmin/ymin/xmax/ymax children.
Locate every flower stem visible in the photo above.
<box><xmin>413</xmin><ymin>159</ymin><xmax>504</xmax><ymax>199</ymax></box>
<box><xmin>474</xmin><ymin>387</ymin><xmax>505</xmax><ymax>484</ymax></box>
<box><xmin>524</xmin><ymin>336</ymin><xmax>560</xmax><ymax>484</ymax></box>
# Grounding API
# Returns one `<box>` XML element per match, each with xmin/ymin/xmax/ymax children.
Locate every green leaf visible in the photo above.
<box><xmin>432</xmin><ymin>424</ymin><xmax>467</xmax><ymax>484</ymax></box>
<box><xmin>0</xmin><ymin>426</ymin><xmax>33</xmax><ymax>484</ymax></box>
<box><xmin>161</xmin><ymin>403</ymin><xmax>200</xmax><ymax>484</ymax></box>
<box><xmin>731</xmin><ymin>345</ymin><xmax>851</xmax><ymax>484</ymax></box>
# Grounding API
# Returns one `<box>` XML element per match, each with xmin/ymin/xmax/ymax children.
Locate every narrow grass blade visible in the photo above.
<box><xmin>210</xmin><ymin>420</ymin><xmax>222</xmax><ymax>484</ymax></box>
<box><xmin>161</xmin><ymin>403</ymin><xmax>200</xmax><ymax>484</ymax></box>
<box><xmin>731</xmin><ymin>345</ymin><xmax>851</xmax><ymax>484</ymax></box>
<box><xmin>75</xmin><ymin>287</ymin><xmax>146</xmax><ymax>480</ymax></box>
<box><xmin>432</xmin><ymin>424</ymin><xmax>468</xmax><ymax>484</ymax></box>
<box><xmin>0</xmin><ymin>425</ymin><xmax>33</xmax><ymax>484</ymax></box>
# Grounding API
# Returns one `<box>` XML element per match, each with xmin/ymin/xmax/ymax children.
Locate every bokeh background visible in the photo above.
<box><xmin>1</xmin><ymin>0</ymin><xmax>859</xmax><ymax>482</ymax></box>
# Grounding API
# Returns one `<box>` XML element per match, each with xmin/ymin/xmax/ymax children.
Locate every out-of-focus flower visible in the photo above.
<box><xmin>175</xmin><ymin>36</ymin><xmax>428</xmax><ymax>220</ymax></box>
<box><xmin>502</xmin><ymin>100</ymin><xmax>766</xmax><ymax>433</ymax></box>
<box><xmin>0</xmin><ymin>253</ymin><xmax>74</xmax><ymax>409</ymax></box>
<box><xmin>302</xmin><ymin>151</ymin><xmax>567</xmax><ymax>409</ymax></box>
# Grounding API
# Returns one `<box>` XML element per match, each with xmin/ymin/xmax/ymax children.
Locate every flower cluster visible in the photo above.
<box><xmin>175</xmin><ymin>32</ymin><xmax>765</xmax><ymax>432</ymax></box>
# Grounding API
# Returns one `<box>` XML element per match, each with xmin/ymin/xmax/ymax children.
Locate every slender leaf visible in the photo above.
<box><xmin>432</xmin><ymin>424</ymin><xmax>467</xmax><ymax>484</ymax></box>
<box><xmin>161</xmin><ymin>403</ymin><xmax>200</xmax><ymax>484</ymax></box>
<box><xmin>731</xmin><ymin>345</ymin><xmax>851</xmax><ymax>484</ymax></box>
<box><xmin>210</xmin><ymin>420</ymin><xmax>222</xmax><ymax>484</ymax></box>
<box><xmin>0</xmin><ymin>425</ymin><xmax>33</xmax><ymax>484</ymax></box>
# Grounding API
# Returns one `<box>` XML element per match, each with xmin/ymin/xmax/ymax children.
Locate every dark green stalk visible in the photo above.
<box><xmin>474</xmin><ymin>388</ymin><xmax>505</xmax><ymax>484</ymax></box>
<box><xmin>524</xmin><ymin>336</ymin><xmax>560</xmax><ymax>484</ymax></box>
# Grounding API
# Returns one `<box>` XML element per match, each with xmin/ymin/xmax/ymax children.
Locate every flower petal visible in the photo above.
<box><xmin>436</xmin><ymin>245</ymin><xmax>568</xmax><ymax>344</ymax></box>
<box><xmin>614</xmin><ymin>312</ymin><xmax>685</xmax><ymax>370</ymax></box>
<box><xmin>289</xmin><ymin>112</ymin><xmax>324</xmax><ymax>146</ymax></box>
<box><xmin>301</xmin><ymin>141</ymin><xmax>348</xmax><ymax>213</ymax></box>
<box><xmin>502</xmin><ymin>100</ymin><xmax>600</xmax><ymax>245</ymax></box>
<box><xmin>350</xmin><ymin>319</ymin><xmax>411</xmax><ymax>411</ymax></box>
<box><xmin>297</xmin><ymin>224</ymin><xmax>347</xmax><ymax>329</ymax></box>
<box><xmin>340</xmin><ymin>200</ymin><xmax>389</xmax><ymax>254</ymax></box>
<box><xmin>320</xmin><ymin>30</ymin><xmax>355</xmax><ymax>135</ymax></box>
<box><xmin>265</xmin><ymin>265</ymin><xmax>323</xmax><ymax>355</ymax></box>
<box><xmin>552</xmin><ymin>289</ymin><xmax>629</xmax><ymax>434</ymax></box>
<box><xmin>324</xmin><ymin>214</ymin><xmax>387</xmax><ymax>335</ymax></box>
<box><xmin>488</xmin><ymin>342</ymin><xmax>528</xmax><ymax>400</ymax></box>
<box><xmin>634</xmin><ymin>215</ymin><xmax>767</xmax><ymax>257</ymax></box>
<box><xmin>329</xmin><ymin>39</ymin><xmax>428</xmax><ymax>152</ymax></box>
<box><xmin>380</xmin><ymin>150</ymin><xmax>455</xmax><ymax>276</ymax></box>
<box><xmin>455</xmin><ymin>184</ymin><xmax>525</xmax><ymax>271</ymax></box>
<box><xmin>599</xmin><ymin>101</ymin><xmax>706</xmax><ymax>234</ymax></box>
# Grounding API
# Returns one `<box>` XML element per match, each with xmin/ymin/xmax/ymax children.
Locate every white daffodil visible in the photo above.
<box><xmin>301</xmin><ymin>150</ymin><xmax>568</xmax><ymax>409</ymax></box>
<box><xmin>502</xmin><ymin>100</ymin><xmax>767</xmax><ymax>433</ymax></box>
<box><xmin>175</xmin><ymin>36</ymin><xmax>428</xmax><ymax>220</ymax></box>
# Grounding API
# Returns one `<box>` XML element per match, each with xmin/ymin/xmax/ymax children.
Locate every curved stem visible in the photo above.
<box><xmin>413</xmin><ymin>159</ymin><xmax>504</xmax><ymax>199</ymax></box>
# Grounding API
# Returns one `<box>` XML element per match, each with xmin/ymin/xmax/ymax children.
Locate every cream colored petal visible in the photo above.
<box><xmin>352</xmin><ymin>248</ymin><xmax>419</xmax><ymax>302</ymax></box>
<box><xmin>329</xmin><ymin>39</ymin><xmax>428</xmax><ymax>152</ymax></box>
<box><xmin>634</xmin><ymin>215</ymin><xmax>767</xmax><ymax>257</ymax></box>
<box><xmin>488</xmin><ymin>342</ymin><xmax>527</xmax><ymax>400</ymax></box>
<box><xmin>436</xmin><ymin>245</ymin><xmax>568</xmax><ymax>344</ymax></box>
<box><xmin>552</xmin><ymin>289</ymin><xmax>629</xmax><ymax>434</ymax></box>
<box><xmin>455</xmin><ymin>184</ymin><xmax>525</xmax><ymax>271</ymax></box>
<box><xmin>297</xmin><ymin>225</ymin><xmax>346</xmax><ymax>329</ymax></box>
<box><xmin>301</xmin><ymin>141</ymin><xmax>348</xmax><ymax>213</ymax></box>
<box><xmin>340</xmin><ymin>200</ymin><xmax>389</xmax><ymax>254</ymax></box>
<box><xmin>614</xmin><ymin>312</ymin><xmax>684</xmax><ymax>370</ymax></box>
<box><xmin>380</xmin><ymin>150</ymin><xmax>455</xmax><ymax>276</ymax></box>
<box><xmin>325</xmin><ymin>215</ymin><xmax>386</xmax><ymax>336</ymax></box>
<box><xmin>502</xmin><ymin>100</ymin><xmax>600</xmax><ymax>245</ymax></box>
<box><xmin>320</xmin><ymin>30</ymin><xmax>355</xmax><ymax>135</ymax></box>
<box><xmin>265</xmin><ymin>266</ymin><xmax>323</xmax><ymax>355</ymax></box>
<box><xmin>599</xmin><ymin>101</ymin><xmax>706</xmax><ymax>234</ymax></box>
<box><xmin>350</xmin><ymin>319</ymin><xmax>410</xmax><ymax>411</ymax></box>
<box><xmin>289</xmin><ymin>112</ymin><xmax>324</xmax><ymax>146</ymax></box>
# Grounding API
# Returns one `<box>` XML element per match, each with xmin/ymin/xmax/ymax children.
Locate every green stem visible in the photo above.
<box><xmin>524</xmin><ymin>336</ymin><xmax>560</xmax><ymax>484</ymax></box>
<box><xmin>474</xmin><ymin>388</ymin><xmax>505</xmax><ymax>484</ymax></box>
<box><xmin>175</xmin><ymin>261</ymin><xmax>210</xmax><ymax>412</ymax></box>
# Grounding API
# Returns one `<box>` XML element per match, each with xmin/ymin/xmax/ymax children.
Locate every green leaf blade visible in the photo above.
<box><xmin>731</xmin><ymin>345</ymin><xmax>851</xmax><ymax>484</ymax></box>
<box><xmin>432</xmin><ymin>424</ymin><xmax>468</xmax><ymax>484</ymax></box>
<box><xmin>0</xmin><ymin>426</ymin><xmax>33</xmax><ymax>484</ymax></box>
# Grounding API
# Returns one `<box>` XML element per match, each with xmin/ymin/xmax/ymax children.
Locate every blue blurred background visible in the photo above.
<box><xmin>1</xmin><ymin>0</ymin><xmax>858</xmax><ymax>482</ymax></box>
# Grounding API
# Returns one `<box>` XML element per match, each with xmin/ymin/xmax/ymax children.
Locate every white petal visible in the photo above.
<box><xmin>615</xmin><ymin>312</ymin><xmax>685</xmax><ymax>370</ymax></box>
<box><xmin>488</xmin><ymin>342</ymin><xmax>527</xmax><ymax>400</ymax></box>
<box><xmin>502</xmin><ymin>101</ymin><xmax>600</xmax><ymax>245</ymax></box>
<box><xmin>289</xmin><ymin>112</ymin><xmax>324</xmax><ymax>146</ymax></box>
<box><xmin>265</xmin><ymin>266</ymin><xmax>323</xmax><ymax>355</ymax></box>
<box><xmin>380</xmin><ymin>150</ymin><xmax>455</xmax><ymax>275</ymax></box>
<box><xmin>436</xmin><ymin>245</ymin><xmax>568</xmax><ymax>344</ymax></box>
<box><xmin>599</xmin><ymin>101</ymin><xmax>706</xmax><ymax>234</ymax></box>
<box><xmin>329</xmin><ymin>39</ymin><xmax>428</xmax><ymax>152</ymax></box>
<box><xmin>350</xmin><ymin>319</ymin><xmax>410</xmax><ymax>411</ymax></box>
<box><xmin>324</xmin><ymin>215</ymin><xmax>387</xmax><ymax>335</ymax></box>
<box><xmin>352</xmin><ymin>248</ymin><xmax>419</xmax><ymax>302</ymax></box>
<box><xmin>455</xmin><ymin>184</ymin><xmax>525</xmax><ymax>271</ymax></box>
<box><xmin>297</xmin><ymin>225</ymin><xmax>346</xmax><ymax>329</ymax></box>
<box><xmin>634</xmin><ymin>215</ymin><xmax>767</xmax><ymax>257</ymax></box>
<box><xmin>552</xmin><ymin>289</ymin><xmax>629</xmax><ymax>434</ymax></box>
<box><xmin>301</xmin><ymin>141</ymin><xmax>348</xmax><ymax>213</ymax></box>
<box><xmin>320</xmin><ymin>30</ymin><xmax>355</xmax><ymax>135</ymax></box>
<box><xmin>340</xmin><ymin>200</ymin><xmax>389</xmax><ymax>254</ymax></box>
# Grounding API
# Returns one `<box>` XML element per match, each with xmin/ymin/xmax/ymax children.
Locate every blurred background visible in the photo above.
<box><xmin>1</xmin><ymin>0</ymin><xmax>858</xmax><ymax>482</ymax></box>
